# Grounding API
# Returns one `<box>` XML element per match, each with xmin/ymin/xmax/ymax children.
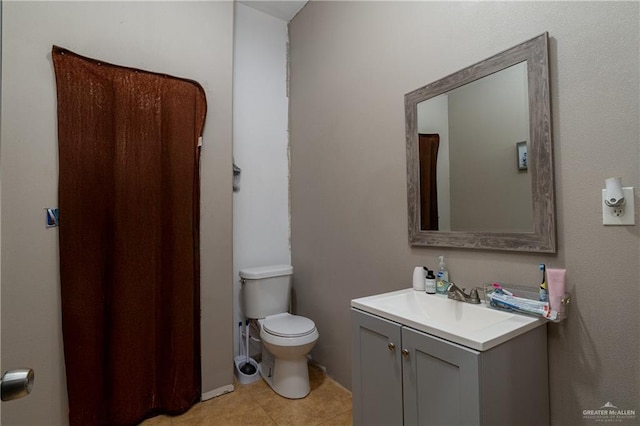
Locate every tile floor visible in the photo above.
<box><xmin>140</xmin><ymin>364</ymin><xmax>352</xmax><ymax>425</ymax></box>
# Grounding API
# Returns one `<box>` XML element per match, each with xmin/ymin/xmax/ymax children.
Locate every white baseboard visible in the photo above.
<box><xmin>201</xmin><ymin>383</ymin><xmax>234</xmax><ymax>401</ymax></box>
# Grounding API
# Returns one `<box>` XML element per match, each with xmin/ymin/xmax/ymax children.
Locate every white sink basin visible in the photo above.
<box><xmin>351</xmin><ymin>288</ymin><xmax>545</xmax><ymax>351</ymax></box>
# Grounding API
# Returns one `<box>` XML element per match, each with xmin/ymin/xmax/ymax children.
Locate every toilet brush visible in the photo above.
<box><xmin>240</xmin><ymin>320</ymin><xmax>257</xmax><ymax>375</ymax></box>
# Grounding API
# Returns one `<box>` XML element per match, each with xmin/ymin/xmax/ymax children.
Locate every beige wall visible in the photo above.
<box><xmin>1</xmin><ymin>2</ymin><xmax>233</xmax><ymax>424</ymax></box>
<box><xmin>289</xmin><ymin>2</ymin><xmax>639</xmax><ymax>424</ymax></box>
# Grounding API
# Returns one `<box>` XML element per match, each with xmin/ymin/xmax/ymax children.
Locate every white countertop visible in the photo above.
<box><xmin>351</xmin><ymin>288</ymin><xmax>546</xmax><ymax>351</ymax></box>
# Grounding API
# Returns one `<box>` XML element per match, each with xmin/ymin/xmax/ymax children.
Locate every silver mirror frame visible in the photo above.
<box><xmin>405</xmin><ymin>32</ymin><xmax>556</xmax><ymax>252</ymax></box>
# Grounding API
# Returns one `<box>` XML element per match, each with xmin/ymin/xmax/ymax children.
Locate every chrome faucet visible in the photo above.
<box><xmin>446</xmin><ymin>281</ymin><xmax>481</xmax><ymax>304</ymax></box>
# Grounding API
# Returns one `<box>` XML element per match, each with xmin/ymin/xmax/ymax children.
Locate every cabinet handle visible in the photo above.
<box><xmin>401</xmin><ymin>349</ymin><xmax>410</xmax><ymax>358</ymax></box>
<box><xmin>388</xmin><ymin>342</ymin><xmax>396</xmax><ymax>351</ymax></box>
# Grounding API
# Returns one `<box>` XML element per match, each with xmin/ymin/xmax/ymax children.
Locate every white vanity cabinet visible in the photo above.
<box><xmin>352</xmin><ymin>308</ymin><xmax>549</xmax><ymax>426</ymax></box>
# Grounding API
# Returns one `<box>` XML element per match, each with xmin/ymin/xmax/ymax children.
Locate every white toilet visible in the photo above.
<box><xmin>240</xmin><ymin>264</ymin><xmax>319</xmax><ymax>399</ymax></box>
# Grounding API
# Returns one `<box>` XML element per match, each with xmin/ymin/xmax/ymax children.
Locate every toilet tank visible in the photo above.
<box><xmin>240</xmin><ymin>265</ymin><xmax>293</xmax><ymax>319</ymax></box>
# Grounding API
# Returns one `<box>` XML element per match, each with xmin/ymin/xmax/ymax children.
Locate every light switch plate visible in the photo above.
<box><xmin>602</xmin><ymin>187</ymin><xmax>635</xmax><ymax>225</ymax></box>
<box><xmin>46</xmin><ymin>208</ymin><xmax>59</xmax><ymax>228</ymax></box>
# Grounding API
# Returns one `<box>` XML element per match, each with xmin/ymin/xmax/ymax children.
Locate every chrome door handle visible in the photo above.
<box><xmin>388</xmin><ymin>342</ymin><xmax>396</xmax><ymax>351</ymax></box>
<box><xmin>1</xmin><ymin>369</ymin><xmax>34</xmax><ymax>401</ymax></box>
<box><xmin>401</xmin><ymin>349</ymin><xmax>410</xmax><ymax>358</ymax></box>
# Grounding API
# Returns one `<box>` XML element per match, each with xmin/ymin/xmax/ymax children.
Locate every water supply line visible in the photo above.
<box><xmin>249</xmin><ymin>320</ymin><xmax>262</xmax><ymax>343</ymax></box>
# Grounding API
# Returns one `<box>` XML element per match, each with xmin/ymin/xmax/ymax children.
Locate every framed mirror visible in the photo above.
<box><xmin>405</xmin><ymin>32</ymin><xmax>555</xmax><ymax>252</ymax></box>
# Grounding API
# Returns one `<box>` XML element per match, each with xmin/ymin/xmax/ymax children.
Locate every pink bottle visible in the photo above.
<box><xmin>546</xmin><ymin>268</ymin><xmax>566</xmax><ymax>316</ymax></box>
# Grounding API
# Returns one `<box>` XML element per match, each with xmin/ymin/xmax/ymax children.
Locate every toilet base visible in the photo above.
<box><xmin>259</xmin><ymin>346</ymin><xmax>311</xmax><ymax>399</ymax></box>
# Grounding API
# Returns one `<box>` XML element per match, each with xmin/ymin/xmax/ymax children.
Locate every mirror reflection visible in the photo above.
<box><xmin>417</xmin><ymin>62</ymin><xmax>532</xmax><ymax>232</ymax></box>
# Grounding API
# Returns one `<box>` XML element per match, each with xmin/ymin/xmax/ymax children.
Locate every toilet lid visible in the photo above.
<box><xmin>263</xmin><ymin>313</ymin><xmax>316</xmax><ymax>338</ymax></box>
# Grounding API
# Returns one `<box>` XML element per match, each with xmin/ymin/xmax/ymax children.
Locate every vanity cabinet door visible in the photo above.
<box><xmin>402</xmin><ymin>327</ymin><xmax>481</xmax><ymax>426</ymax></box>
<box><xmin>351</xmin><ymin>309</ymin><xmax>403</xmax><ymax>426</ymax></box>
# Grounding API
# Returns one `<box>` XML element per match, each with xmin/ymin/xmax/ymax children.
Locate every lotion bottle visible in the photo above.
<box><xmin>547</xmin><ymin>268</ymin><xmax>566</xmax><ymax>315</ymax></box>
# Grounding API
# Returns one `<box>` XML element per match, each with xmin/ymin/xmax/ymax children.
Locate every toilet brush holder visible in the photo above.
<box><xmin>234</xmin><ymin>355</ymin><xmax>260</xmax><ymax>385</ymax></box>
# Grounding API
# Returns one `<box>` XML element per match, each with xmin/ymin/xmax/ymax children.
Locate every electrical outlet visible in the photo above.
<box><xmin>612</xmin><ymin>207</ymin><xmax>624</xmax><ymax>217</ymax></box>
<box><xmin>602</xmin><ymin>187</ymin><xmax>635</xmax><ymax>225</ymax></box>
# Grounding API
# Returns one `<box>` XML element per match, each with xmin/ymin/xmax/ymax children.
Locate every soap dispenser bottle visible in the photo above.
<box><xmin>436</xmin><ymin>256</ymin><xmax>449</xmax><ymax>294</ymax></box>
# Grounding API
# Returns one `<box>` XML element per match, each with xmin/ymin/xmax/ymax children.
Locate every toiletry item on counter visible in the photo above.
<box><xmin>547</xmin><ymin>268</ymin><xmax>566</xmax><ymax>315</ymax></box>
<box><xmin>436</xmin><ymin>255</ymin><xmax>449</xmax><ymax>294</ymax></box>
<box><xmin>538</xmin><ymin>263</ymin><xmax>548</xmax><ymax>302</ymax></box>
<box><xmin>413</xmin><ymin>266</ymin><xmax>427</xmax><ymax>291</ymax></box>
<box><xmin>425</xmin><ymin>269</ymin><xmax>436</xmax><ymax>294</ymax></box>
<box><xmin>489</xmin><ymin>290</ymin><xmax>558</xmax><ymax>320</ymax></box>
<box><xmin>492</xmin><ymin>282</ymin><xmax>513</xmax><ymax>296</ymax></box>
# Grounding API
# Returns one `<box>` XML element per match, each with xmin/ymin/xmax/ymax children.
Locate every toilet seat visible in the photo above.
<box><xmin>259</xmin><ymin>313</ymin><xmax>319</xmax><ymax>348</ymax></box>
<box><xmin>262</xmin><ymin>313</ymin><xmax>316</xmax><ymax>338</ymax></box>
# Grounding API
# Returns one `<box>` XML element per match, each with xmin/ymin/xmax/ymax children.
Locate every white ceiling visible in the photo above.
<box><xmin>239</xmin><ymin>1</ymin><xmax>308</xmax><ymax>22</ymax></box>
